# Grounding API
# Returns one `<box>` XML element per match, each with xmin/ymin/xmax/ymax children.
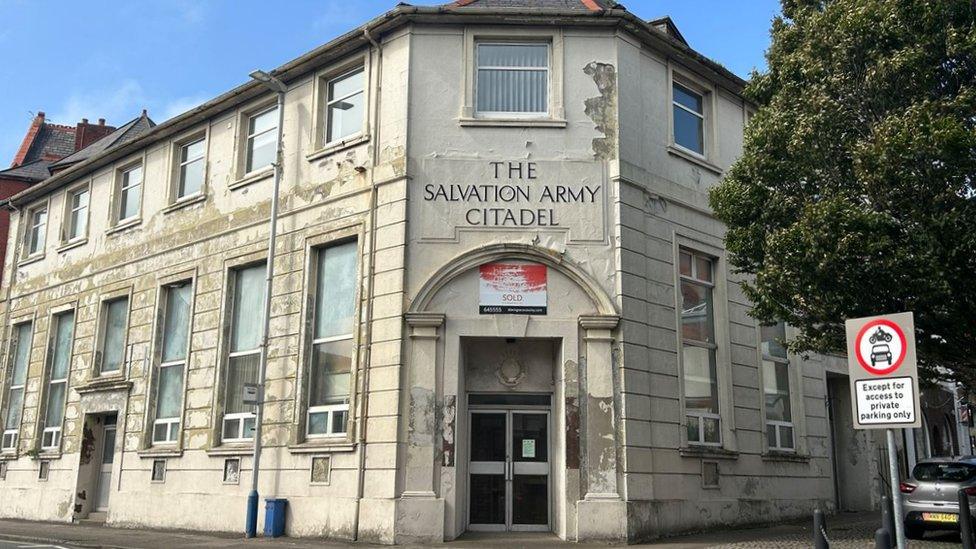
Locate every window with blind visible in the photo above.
<box><xmin>153</xmin><ymin>282</ymin><xmax>193</xmax><ymax>445</ymax></box>
<box><xmin>2</xmin><ymin>323</ymin><xmax>32</xmax><ymax>451</ymax></box>
<box><xmin>306</xmin><ymin>241</ymin><xmax>357</xmax><ymax>437</ymax></box>
<box><xmin>673</xmin><ymin>81</ymin><xmax>705</xmax><ymax>155</ymax></box>
<box><xmin>325</xmin><ymin>67</ymin><xmax>365</xmax><ymax>145</ymax></box>
<box><xmin>117</xmin><ymin>164</ymin><xmax>143</xmax><ymax>222</ymax></box>
<box><xmin>64</xmin><ymin>186</ymin><xmax>89</xmax><ymax>243</ymax></box>
<box><xmin>24</xmin><ymin>204</ymin><xmax>47</xmax><ymax>258</ymax></box>
<box><xmin>222</xmin><ymin>264</ymin><xmax>265</xmax><ymax>442</ymax></box>
<box><xmin>475</xmin><ymin>43</ymin><xmax>549</xmax><ymax>116</ymax></box>
<box><xmin>761</xmin><ymin>322</ymin><xmax>794</xmax><ymax>451</ymax></box>
<box><xmin>679</xmin><ymin>249</ymin><xmax>721</xmax><ymax>446</ymax></box>
<box><xmin>96</xmin><ymin>297</ymin><xmax>129</xmax><ymax>375</ymax></box>
<box><xmin>42</xmin><ymin>311</ymin><xmax>74</xmax><ymax>449</ymax></box>
<box><xmin>245</xmin><ymin>106</ymin><xmax>277</xmax><ymax>175</ymax></box>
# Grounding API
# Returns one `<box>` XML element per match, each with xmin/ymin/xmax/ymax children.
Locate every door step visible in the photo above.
<box><xmin>78</xmin><ymin>511</ymin><xmax>106</xmax><ymax>525</ymax></box>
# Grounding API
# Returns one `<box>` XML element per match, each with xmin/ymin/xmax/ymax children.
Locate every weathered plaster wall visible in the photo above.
<box><xmin>0</xmin><ymin>27</ymin><xmax>412</xmax><ymax>540</ymax></box>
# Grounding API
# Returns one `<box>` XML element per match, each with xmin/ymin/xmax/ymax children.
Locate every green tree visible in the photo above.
<box><xmin>710</xmin><ymin>0</ymin><xmax>976</xmax><ymax>383</ymax></box>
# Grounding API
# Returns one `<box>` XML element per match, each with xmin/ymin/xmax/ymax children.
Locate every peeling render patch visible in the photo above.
<box><xmin>583</xmin><ymin>62</ymin><xmax>618</xmax><ymax>160</ymax></box>
<box><xmin>408</xmin><ymin>387</ymin><xmax>435</xmax><ymax>445</ymax></box>
<box><xmin>566</xmin><ymin>396</ymin><xmax>580</xmax><ymax>469</ymax></box>
<box><xmin>442</xmin><ymin>395</ymin><xmax>456</xmax><ymax>467</ymax></box>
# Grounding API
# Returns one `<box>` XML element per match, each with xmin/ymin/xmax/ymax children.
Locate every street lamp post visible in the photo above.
<box><xmin>244</xmin><ymin>69</ymin><xmax>287</xmax><ymax>539</ymax></box>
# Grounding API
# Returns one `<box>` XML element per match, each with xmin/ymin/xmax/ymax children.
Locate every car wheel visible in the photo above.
<box><xmin>904</xmin><ymin>525</ymin><xmax>924</xmax><ymax>540</ymax></box>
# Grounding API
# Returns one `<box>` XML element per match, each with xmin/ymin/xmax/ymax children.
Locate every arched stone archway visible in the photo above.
<box><xmin>396</xmin><ymin>244</ymin><xmax>626</xmax><ymax>543</ymax></box>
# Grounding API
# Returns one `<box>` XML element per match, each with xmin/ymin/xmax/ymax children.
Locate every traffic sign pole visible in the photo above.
<box><xmin>845</xmin><ymin>312</ymin><xmax>919</xmax><ymax>549</ymax></box>
<box><xmin>886</xmin><ymin>428</ymin><xmax>906</xmax><ymax>549</ymax></box>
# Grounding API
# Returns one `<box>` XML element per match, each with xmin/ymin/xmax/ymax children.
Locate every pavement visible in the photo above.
<box><xmin>0</xmin><ymin>512</ymin><xmax>966</xmax><ymax>548</ymax></box>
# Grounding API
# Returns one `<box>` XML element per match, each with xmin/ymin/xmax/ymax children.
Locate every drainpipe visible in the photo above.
<box><xmin>352</xmin><ymin>26</ymin><xmax>383</xmax><ymax>542</ymax></box>
<box><xmin>244</xmin><ymin>70</ymin><xmax>288</xmax><ymax>538</ymax></box>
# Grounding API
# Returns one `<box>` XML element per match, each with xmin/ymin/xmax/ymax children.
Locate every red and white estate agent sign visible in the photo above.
<box><xmin>846</xmin><ymin>312</ymin><xmax>921</xmax><ymax>429</ymax></box>
<box><xmin>479</xmin><ymin>263</ymin><xmax>547</xmax><ymax>315</ymax></box>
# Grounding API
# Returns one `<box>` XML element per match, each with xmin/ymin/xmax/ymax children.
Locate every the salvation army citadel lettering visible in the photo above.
<box><xmin>417</xmin><ymin>160</ymin><xmax>605</xmax><ymax>238</ymax></box>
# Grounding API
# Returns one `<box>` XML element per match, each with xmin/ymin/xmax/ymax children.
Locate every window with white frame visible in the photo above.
<box><xmin>96</xmin><ymin>297</ymin><xmax>128</xmax><ymax>375</ymax></box>
<box><xmin>762</xmin><ymin>322</ymin><xmax>794</xmax><ymax>451</ymax></box>
<box><xmin>244</xmin><ymin>106</ymin><xmax>277</xmax><ymax>174</ymax></box>
<box><xmin>673</xmin><ymin>81</ymin><xmax>705</xmax><ymax>155</ymax></box>
<box><xmin>679</xmin><ymin>249</ymin><xmax>721</xmax><ymax>445</ymax></box>
<box><xmin>24</xmin><ymin>204</ymin><xmax>47</xmax><ymax>257</ymax></box>
<box><xmin>222</xmin><ymin>264</ymin><xmax>265</xmax><ymax>442</ymax></box>
<box><xmin>2</xmin><ymin>323</ymin><xmax>32</xmax><ymax>451</ymax></box>
<box><xmin>153</xmin><ymin>282</ymin><xmax>192</xmax><ymax>444</ymax></box>
<box><xmin>41</xmin><ymin>311</ymin><xmax>74</xmax><ymax>449</ymax></box>
<box><xmin>64</xmin><ymin>186</ymin><xmax>89</xmax><ymax>243</ymax></box>
<box><xmin>325</xmin><ymin>67</ymin><xmax>365</xmax><ymax>145</ymax></box>
<box><xmin>307</xmin><ymin>241</ymin><xmax>357</xmax><ymax>438</ymax></box>
<box><xmin>176</xmin><ymin>137</ymin><xmax>206</xmax><ymax>199</ymax></box>
<box><xmin>117</xmin><ymin>164</ymin><xmax>143</xmax><ymax>222</ymax></box>
<box><xmin>475</xmin><ymin>43</ymin><xmax>549</xmax><ymax>116</ymax></box>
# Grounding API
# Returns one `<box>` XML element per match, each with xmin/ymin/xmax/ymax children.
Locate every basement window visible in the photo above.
<box><xmin>223</xmin><ymin>458</ymin><xmax>241</xmax><ymax>484</ymax></box>
<box><xmin>151</xmin><ymin>459</ymin><xmax>167</xmax><ymax>483</ymax></box>
<box><xmin>38</xmin><ymin>461</ymin><xmax>50</xmax><ymax>481</ymax></box>
<box><xmin>310</xmin><ymin>456</ymin><xmax>331</xmax><ymax>484</ymax></box>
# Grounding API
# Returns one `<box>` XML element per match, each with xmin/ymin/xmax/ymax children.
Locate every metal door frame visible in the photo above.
<box><xmin>466</xmin><ymin>401</ymin><xmax>551</xmax><ymax>532</ymax></box>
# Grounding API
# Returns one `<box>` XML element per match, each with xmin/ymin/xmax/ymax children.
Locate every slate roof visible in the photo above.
<box><xmin>0</xmin><ymin>159</ymin><xmax>54</xmax><ymax>183</ymax></box>
<box><xmin>446</xmin><ymin>0</ymin><xmax>624</xmax><ymax>11</ymax></box>
<box><xmin>22</xmin><ymin>123</ymin><xmax>77</xmax><ymax>163</ymax></box>
<box><xmin>51</xmin><ymin>112</ymin><xmax>156</xmax><ymax>171</ymax></box>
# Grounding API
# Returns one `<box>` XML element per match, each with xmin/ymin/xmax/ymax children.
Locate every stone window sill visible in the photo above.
<box><xmin>18</xmin><ymin>254</ymin><xmax>45</xmax><ymax>267</ymax></box>
<box><xmin>679</xmin><ymin>446</ymin><xmax>739</xmax><ymax>460</ymax></box>
<box><xmin>106</xmin><ymin>218</ymin><xmax>142</xmax><ymax>236</ymax></box>
<box><xmin>162</xmin><ymin>193</ymin><xmax>206</xmax><ymax>214</ymax></box>
<box><xmin>57</xmin><ymin>238</ymin><xmax>88</xmax><ymax>254</ymax></box>
<box><xmin>288</xmin><ymin>441</ymin><xmax>355</xmax><ymax>454</ymax></box>
<box><xmin>0</xmin><ymin>451</ymin><xmax>18</xmax><ymax>461</ymax></box>
<box><xmin>229</xmin><ymin>168</ymin><xmax>273</xmax><ymax>191</ymax></box>
<box><xmin>667</xmin><ymin>144</ymin><xmax>723</xmax><ymax>175</ymax></box>
<box><xmin>206</xmin><ymin>445</ymin><xmax>254</xmax><ymax>457</ymax></box>
<box><xmin>32</xmin><ymin>451</ymin><xmax>62</xmax><ymax>461</ymax></box>
<box><xmin>762</xmin><ymin>451</ymin><xmax>810</xmax><ymax>463</ymax></box>
<box><xmin>306</xmin><ymin>134</ymin><xmax>370</xmax><ymax>162</ymax></box>
<box><xmin>138</xmin><ymin>447</ymin><xmax>183</xmax><ymax>459</ymax></box>
<box><xmin>459</xmin><ymin>117</ymin><xmax>567</xmax><ymax>128</ymax></box>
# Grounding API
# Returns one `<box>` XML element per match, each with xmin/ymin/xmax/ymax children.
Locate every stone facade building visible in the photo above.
<box><xmin>0</xmin><ymin>0</ymin><xmax>902</xmax><ymax>543</ymax></box>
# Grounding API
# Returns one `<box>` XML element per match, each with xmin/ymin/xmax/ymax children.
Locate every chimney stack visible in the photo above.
<box><xmin>74</xmin><ymin>117</ymin><xmax>117</xmax><ymax>152</ymax></box>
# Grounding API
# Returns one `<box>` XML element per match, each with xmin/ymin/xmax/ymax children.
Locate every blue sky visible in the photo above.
<box><xmin>0</xmin><ymin>0</ymin><xmax>780</xmax><ymax>164</ymax></box>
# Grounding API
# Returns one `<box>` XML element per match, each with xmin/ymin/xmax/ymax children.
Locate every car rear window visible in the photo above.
<box><xmin>913</xmin><ymin>462</ymin><xmax>976</xmax><ymax>482</ymax></box>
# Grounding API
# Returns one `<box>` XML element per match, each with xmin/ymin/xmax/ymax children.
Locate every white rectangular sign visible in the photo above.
<box><xmin>854</xmin><ymin>376</ymin><xmax>917</xmax><ymax>426</ymax></box>
<box><xmin>479</xmin><ymin>263</ymin><xmax>547</xmax><ymax>315</ymax></box>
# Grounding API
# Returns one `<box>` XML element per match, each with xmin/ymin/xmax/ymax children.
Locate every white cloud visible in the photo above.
<box><xmin>161</xmin><ymin>94</ymin><xmax>211</xmax><ymax>121</ymax></box>
<box><xmin>52</xmin><ymin>79</ymin><xmax>147</xmax><ymax>126</ymax></box>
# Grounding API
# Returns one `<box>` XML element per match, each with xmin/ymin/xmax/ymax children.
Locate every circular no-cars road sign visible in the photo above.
<box><xmin>854</xmin><ymin>319</ymin><xmax>907</xmax><ymax>375</ymax></box>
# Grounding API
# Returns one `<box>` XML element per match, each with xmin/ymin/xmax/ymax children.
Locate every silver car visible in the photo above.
<box><xmin>901</xmin><ymin>457</ymin><xmax>976</xmax><ymax>539</ymax></box>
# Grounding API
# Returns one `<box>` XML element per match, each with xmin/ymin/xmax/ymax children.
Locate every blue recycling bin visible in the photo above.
<box><xmin>264</xmin><ymin>498</ymin><xmax>287</xmax><ymax>537</ymax></box>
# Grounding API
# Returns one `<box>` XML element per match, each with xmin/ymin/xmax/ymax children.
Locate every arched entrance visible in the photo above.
<box><xmin>395</xmin><ymin>244</ymin><xmax>626</xmax><ymax>543</ymax></box>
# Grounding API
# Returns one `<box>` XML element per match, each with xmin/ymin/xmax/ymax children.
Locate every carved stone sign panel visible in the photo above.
<box><xmin>416</xmin><ymin>158</ymin><xmax>606</xmax><ymax>242</ymax></box>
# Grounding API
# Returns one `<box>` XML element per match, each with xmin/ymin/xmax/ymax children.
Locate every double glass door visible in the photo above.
<box><xmin>468</xmin><ymin>409</ymin><xmax>549</xmax><ymax>531</ymax></box>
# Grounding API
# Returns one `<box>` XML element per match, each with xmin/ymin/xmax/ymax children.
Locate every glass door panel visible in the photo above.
<box><xmin>511</xmin><ymin>412</ymin><xmax>549</xmax><ymax>530</ymax></box>
<box><xmin>469</xmin><ymin>412</ymin><xmax>508</xmax><ymax>530</ymax></box>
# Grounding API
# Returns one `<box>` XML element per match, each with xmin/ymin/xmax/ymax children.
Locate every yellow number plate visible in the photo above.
<box><xmin>922</xmin><ymin>512</ymin><xmax>958</xmax><ymax>523</ymax></box>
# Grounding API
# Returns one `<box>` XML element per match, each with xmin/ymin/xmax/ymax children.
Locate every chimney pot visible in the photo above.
<box><xmin>37</xmin><ymin>111</ymin><xmax>45</xmax><ymax>118</ymax></box>
<box><xmin>141</xmin><ymin>108</ymin><xmax>148</xmax><ymax>117</ymax></box>
<box><xmin>98</xmin><ymin>118</ymin><xmax>105</xmax><ymax>126</ymax></box>
<box><xmin>81</xmin><ymin>118</ymin><xmax>88</xmax><ymax>124</ymax></box>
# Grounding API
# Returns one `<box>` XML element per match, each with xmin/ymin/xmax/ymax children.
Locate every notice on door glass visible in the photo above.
<box><xmin>854</xmin><ymin>376</ymin><xmax>917</xmax><ymax>426</ymax></box>
<box><xmin>522</xmin><ymin>439</ymin><xmax>536</xmax><ymax>458</ymax></box>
